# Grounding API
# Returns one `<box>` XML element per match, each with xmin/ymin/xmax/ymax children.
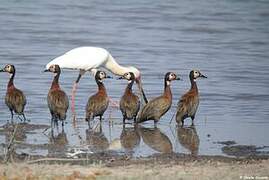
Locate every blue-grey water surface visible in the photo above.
<box><xmin>0</xmin><ymin>0</ymin><xmax>269</xmax><ymax>157</ymax></box>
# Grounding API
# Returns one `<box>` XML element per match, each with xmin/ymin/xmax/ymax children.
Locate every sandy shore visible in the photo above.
<box><xmin>0</xmin><ymin>154</ymin><xmax>269</xmax><ymax>180</ymax></box>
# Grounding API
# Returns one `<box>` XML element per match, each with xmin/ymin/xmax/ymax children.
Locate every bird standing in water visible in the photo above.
<box><xmin>85</xmin><ymin>70</ymin><xmax>112</xmax><ymax>127</ymax></box>
<box><xmin>176</xmin><ymin>70</ymin><xmax>207</xmax><ymax>126</ymax></box>
<box><xmin>45</xmin><ymin>64</ymin><xmax>69</xmax><ymax>130</ymax></box>
<box><xmin>0</xmin><ymin>64</ymin><xmax>27</xmax><ymax>122</ymax></box>
<box><xmin>118</xmin><ymin>72</ymin><xmax>140</xmax><ymax>125</ymax></box>
<box><xmin>137</xmin><ymin>72</ymin><xmax>180</xmax><ymax>126</ymax></box>
<box><xmin>45</xmin><ymin>47</ymin><xmax>148</xmax><ymax>118</ymax></box>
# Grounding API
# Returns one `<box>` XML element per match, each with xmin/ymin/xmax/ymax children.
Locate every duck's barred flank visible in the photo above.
<box><xmin>45</xmin><ymin>64</ymin><xmax>69</xmax><ymax>129</ymax></box>
<box><xmin>176</xmin><ymin>70</ymin><xmax>207</xmax><ymax>126</ymax></box>
<box><xmin>119</xmin><ymin>72</ymin><xmax>140</xmax><ymax>124</ymax></box>
<box><xmin>137</xmin><ymin>72</ymin><xmax>181</xmax><ymax>126</ymax></box>
<box><xmin>85</xmin><ymin>71</ymin><xmax>111</xmax><ymax>127</ymax></box>
<box><xmin>0</xmin><ymin>64</ymin><xmax>26</xmax><ymax>122</ymax></box>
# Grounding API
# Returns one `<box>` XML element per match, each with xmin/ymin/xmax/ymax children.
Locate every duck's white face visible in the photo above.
<box><xmin>48</xmin><ymin>65</ymin><xmax>57</xmax><ymax>73</ymax></box>
<box><xmin>165</xmin><ymin>72</ymin><xmax>181</xmax><ymax>86</ymax></box>
<box><xmin>0</xmin><ymin>64</ymin><xmax>15</xmax><ymax>78</ymax></box>
<box><xmin>168</xmin><ymin>72</ymin><xmax>177</xmax><ymax>81</ymax></box>
<box><xmin>4</xmin><ymin>64</ymin><xmax>13</xmax><ymax>73</ymax></box>
<box><xmin>193</xmin><ymin>70</ymin><xmax>200</xmax><ymax>79</ymax></box>
<box><xmin>123</xmin><ymin>72</ymin><xmax>132</xmax><ymax>80</ymax></box>
<box><xmin>127</xmin><ymin>66</ymin><xmax>140</xmax><ymax>80</ymax></box>
<box><xmin>99</xmin><ymin>71</ymin><xmax>107</xmax><ymax>80</ymax></box>
<box><xmin>191</xmin><ymin>69</ymin><xmax>207</xmax><ymax>81</ymax></box>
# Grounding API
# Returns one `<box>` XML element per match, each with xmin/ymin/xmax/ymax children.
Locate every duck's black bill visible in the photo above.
<box><xmin>200</xmin><ymin>74</ymin><xmax>207</xmax><ymax>78</ymax></box>
<box><xmin>117</xmin><ymin>76</ymin><xmax>124</xmax><ymax>80</ymax></box>
<box><xmin>0</xmin><ymin>69</ymin><xmax>4</xmax><ymax>72</ymax></box>
<box><xmin>106</xmin><ymin>75</ymin><xmax>113</xmax><ymax>79</ymax></box>
<box><xmin>43</xmin><ymin>69</ymin><xmax>49</xmax><ymax>72</ymax></box>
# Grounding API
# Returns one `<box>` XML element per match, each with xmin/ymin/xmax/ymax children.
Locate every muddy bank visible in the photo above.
<box><xmin>0</xmin><ymin>155</ymin><xmax>269</xmax><ymax>180</ymax></box>
<box><xmin>1</xmin><ymin>151</ymin><xmax>269</xmax><ymax>167</ymax></box>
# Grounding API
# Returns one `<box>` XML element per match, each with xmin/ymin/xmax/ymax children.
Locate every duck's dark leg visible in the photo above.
<box><xmin>88</xmin><ymin>116</ymin><xmax>93</xmax><ymax>129</ymax></box>
<box><xmin>9</xmin><ymin>109</ymin><xmax>14</xmax><ymax>122</ymax></box>
<box><xmin>191</xmin><ymin>116</ymin><xmax>195</xmax><ymax>126</ymax></box>
<box><xmin>61</xmin><ymin>121</ymin><xmax>65</xmax><ymax>132</ymax></box>
<box><xmin>88</xmin><ymin>120</ymin><xmax>91</xmax><ymax>128</ymax></box>
<box><xmin>123</xmin><ymin>117</ymin><xmax>126</xmax><ymax>125</ymax></box>
<box><xmin>181</xmin><ymin>120</ymin><xmax>184</xmax><ymax>127</ymax></box>
<box><xmin>51</xmin><ymin>117</ymin><xmax>54</xmax><ymax>133</ymax></box>
<box><xmin>54</xmin><ymin>119</ymin><xmax>59</xmax><ymax>132</ymax></box>
<box><xmin>154</xmin><ymin>120</ymin><xmax>158</xmax><ymax>128</ymax></box>
<box><xmin>99</xmin><ymin>115</ymin><xmax>102</xmax><ymax>122</ymax></box>
<box><xmin>22</xmin><ymin>113</ymin><xmax>27</xmax><ymax>122</ymax></box>
<box><xmin>18</xmin><ymin>115</ymin><xmax>23</xmax><ymax>122</ymax></box>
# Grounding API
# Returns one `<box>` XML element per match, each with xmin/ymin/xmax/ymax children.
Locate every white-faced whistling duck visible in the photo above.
<box><xmin>0</xmin><ymin>64</ymin><xmax>27</xmax><ymax>122</ymax></box>
<box><xmin>137</xmin><ymin>72</ymin><xmax>180</xmax><ymax>126</ymax></box>
<box><xmin>118</xmin><ymin>72</ymin><xmax>140</xmax><ymax>125</ymax></box>
<box><xmin>176</xmin><ymin>70</ymin><xmax>207</xmax><ymax>126</ymax></box>
<box><xmin>85</xmin><ymin>70</ymin><xmax>112</xmax><ymax>127</ymax></box>
<box><xmin>44</xmin><ymin>64</ymin><xmax>69</xmax><ymax>129</ymax></box>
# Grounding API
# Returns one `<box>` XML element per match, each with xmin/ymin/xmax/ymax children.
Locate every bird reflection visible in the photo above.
<box><xmin>177</xmin><ymin>125</ymin><xmax>199</xmax><ymax>156</ymax></box>
<box><xmin>48</xmin><ymin>129</ymin><xmax>68</xmax><ymax>157</ymax></box>
<box><xmin>137</xmin><ymin>125</ymin><xmax>172</xmax><ymax>153</ymax></box>
<box><xmin>120</xmin><ymin>125</ymin><xmax>141</xmax><ymax>153</ymax></box>
<box><xmin>3</xmin><ymin>122</ymin><xmax>27</xmax><ymax>143</ymax></box>
<box><xmin>86</xmin><ymin>122</ymin><xmax>109</xmax><ymax>152</ymax></box>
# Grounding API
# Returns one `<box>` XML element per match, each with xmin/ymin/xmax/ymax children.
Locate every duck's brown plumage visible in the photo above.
<box><xmin>46</xmin><ymin>65</ymin><xmax>69</xmax><ymax>126</ymax></box>
<box><xmin>119</xmin><ymin>72</ymin><xmax>140</xmax><ymax>124</ymax></box>
<box><xmin>0</xmin><ymin>64</ymin><xmax>26</xmax><ymax>121</ymax></box>
<box><xmin>137</xmin><ymin>72</ymin><xmax>180</xmax><ymax>125</ymax></box>
<box><xmin>85</xmin><ymin>71</ymin><xmax>111</xmax><ymax>123</ymax></box>
<box><xmin>176</xmin><ymin>70</ymin><xmax>207</xmax><ymax>125</ymax></box>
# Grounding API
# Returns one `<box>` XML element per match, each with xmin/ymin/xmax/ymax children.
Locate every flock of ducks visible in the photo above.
<box><xmin>0</xmin><ymin>47</ymin><xmax>207</xmax><ymax>131</ymax></box>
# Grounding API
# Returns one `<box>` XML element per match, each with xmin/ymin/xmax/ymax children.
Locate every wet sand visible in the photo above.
<box><xmin>0</xmin><ymin>154</ymin><xmax>269</xmax><ymax>180</ymax></box>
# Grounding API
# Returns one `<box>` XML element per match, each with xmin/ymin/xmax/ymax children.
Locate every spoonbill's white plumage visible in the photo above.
<box><xmin>45</xmin><ymin>46</ymin><xmax>147</xmax><ymax>118</ymax></box>
<box><xmin>46</xmin><ymin>47</ymin><xmax>108</xmax><ymax>71</ymax></box>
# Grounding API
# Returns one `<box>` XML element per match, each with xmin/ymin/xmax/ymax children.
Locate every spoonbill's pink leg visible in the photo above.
<box><xmin>71</xmin><ymin>82</ymin><xmax>78</xmax><ymax>116</ymax></box>
<box><xmin>109</xmin><ymin>97</ymin><xmax>119</xmax><ymax>108</ymax></box>
<box><xmin>71</xmin><ymin>70</ymin><xmax>85</xmax><ymax>118</ymax></box>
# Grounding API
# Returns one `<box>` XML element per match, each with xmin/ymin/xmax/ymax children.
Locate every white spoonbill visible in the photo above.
<box><xmin>45</xmin><ymin>46</ymin><xmax>148</xmax><ymax>117</ymax></box>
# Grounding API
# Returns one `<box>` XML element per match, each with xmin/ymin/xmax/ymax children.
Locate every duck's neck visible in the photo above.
<box><xmin>163</xmin><ymin>80</ymin><xmax>172</xmax><ymax>99</ymax></box>
<box><xmin>190</xmin><ymin>78</ymin><xmax>198</xmax><ymax>92</ymax></box>
<box><xmin>51</xmin><ymin>73</ymin><xmax>60</xmax><ymax>90</ymax></box>
<box><xmin>105</xmin><ymin>55</ymin><xmax>129</xmax><ymax>76</ymax></box>
<box><xmin>125</xmin><ymin>80</ymin><xmax>134</xmax><ymax>93</ymax></box>
<box><xmin>7</xmin><ymin>73</ymin><xmax>15</xmax><ymax>89</ymax></box>
<box><xmin>96</xmin><ymin>80</ymin><xmax>107</xmax><ymax>95</ymax></box>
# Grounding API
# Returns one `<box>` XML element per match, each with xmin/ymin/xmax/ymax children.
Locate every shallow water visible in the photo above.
<box><xmin>0</xmin><ymin>0</ymin><xmax>269</xmax><ymax>157</ymax></box>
